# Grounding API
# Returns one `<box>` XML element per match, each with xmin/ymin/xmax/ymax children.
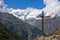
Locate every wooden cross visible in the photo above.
<box><xmin>41</xmin><ymin>11</ymin><xmax>44</xmax><ymax>36</ymax></box>
<box><xmin>37</xmin><ymin>11</ymin><xmax>44</xmax><ymax>36</ymax></box>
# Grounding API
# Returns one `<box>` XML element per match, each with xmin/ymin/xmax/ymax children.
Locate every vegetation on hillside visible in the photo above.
<box><xmin>45</xmin><ymin>28</ymin><xmax>60</xmax><ymax>37</ymax></box>
<box><xmin>0</xmin><ymin>22</ymin><xmax>27</xmax><ymax>40</ymax></box>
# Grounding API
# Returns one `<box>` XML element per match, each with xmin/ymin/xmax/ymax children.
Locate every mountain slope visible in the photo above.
<box><xmin>0</xmin><ymin>22</ymin><xmax>26</xmax><ymax>40</ymax></box>
<box><xmin>54</xmin><ymin>28</ymin><xmax>60</xmax><ymax>35</ymax></box>
<box><xmin>25</xmin><ymin>16</ymin><xmax>60</xmax><ymax>34</ymax></box>
<box><xmin>0</xmin><ymin>12</ymin><xmax>44</xmax><ymax>39</ymax></box>
<box><xmin>49</xmin><ymin>28</ymin><xmax>60</xmax><ymax>36</ymax></box>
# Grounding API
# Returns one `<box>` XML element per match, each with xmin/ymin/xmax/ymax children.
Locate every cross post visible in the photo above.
<box><xmin>41</xmin><ymin>11</ymin><xmax>44</xmax><ymax>36</ymax></box>
<box><xmin>37</xmin><ymin>11</ymin><xmax>45</xmax><ymax>40</ymax></box>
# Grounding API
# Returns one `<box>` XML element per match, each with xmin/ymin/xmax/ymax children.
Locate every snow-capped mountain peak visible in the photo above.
<box><xmin>8</xmin><ymin>7</ymin><xmax>41</xmax><ymax>20</ymax></box>
<box><xmin>0</xmin><ymin>0</ymin><xmax>60</xmax><ymax>20</ymax></box>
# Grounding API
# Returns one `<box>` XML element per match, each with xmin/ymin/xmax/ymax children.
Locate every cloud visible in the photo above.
<box><xmin>0</xmin><ymin>0</ymin><xmax>60</xmax><ymax>19</ymax></box>
<box><xmin>0</xmin><ymin>0</ymin><xmax>9</xmax><ymax>12</ymax></box>
<box><xmin>43</xmin><ymin>0</ymin><xmax>60</xmax><ymax>17</ymax></box>
<box><xmin>23</xmin><ymin>0</ymin><xmax>60</xmax><ymax>18</ymax></box>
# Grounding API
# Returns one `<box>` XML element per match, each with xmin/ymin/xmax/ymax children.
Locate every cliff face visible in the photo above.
<box><xmin>0</xmin><ymin>12</ymin><xmax>44</xmax><ymax>39</ymax></box>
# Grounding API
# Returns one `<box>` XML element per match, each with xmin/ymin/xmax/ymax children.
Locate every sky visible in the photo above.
<box><xmin>4</xmin><ymin>0</ymin><xmax>45</xmax><ymax>9</ymax></box>
<box><xmin>0</xmin><ymin>0</ymin><xmax>60</xmax><ymax>19</ymax></box>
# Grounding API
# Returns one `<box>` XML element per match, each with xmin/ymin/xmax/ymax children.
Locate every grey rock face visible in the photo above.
<box><xmin>0</xmin><ymin>12</ymin><xmax>44</xmax><ymax>39</ymax></box>
<box><xmin>25</xmin><ymin>16</ymin><xmax>60</xmax><ymax>34</ymax></box>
